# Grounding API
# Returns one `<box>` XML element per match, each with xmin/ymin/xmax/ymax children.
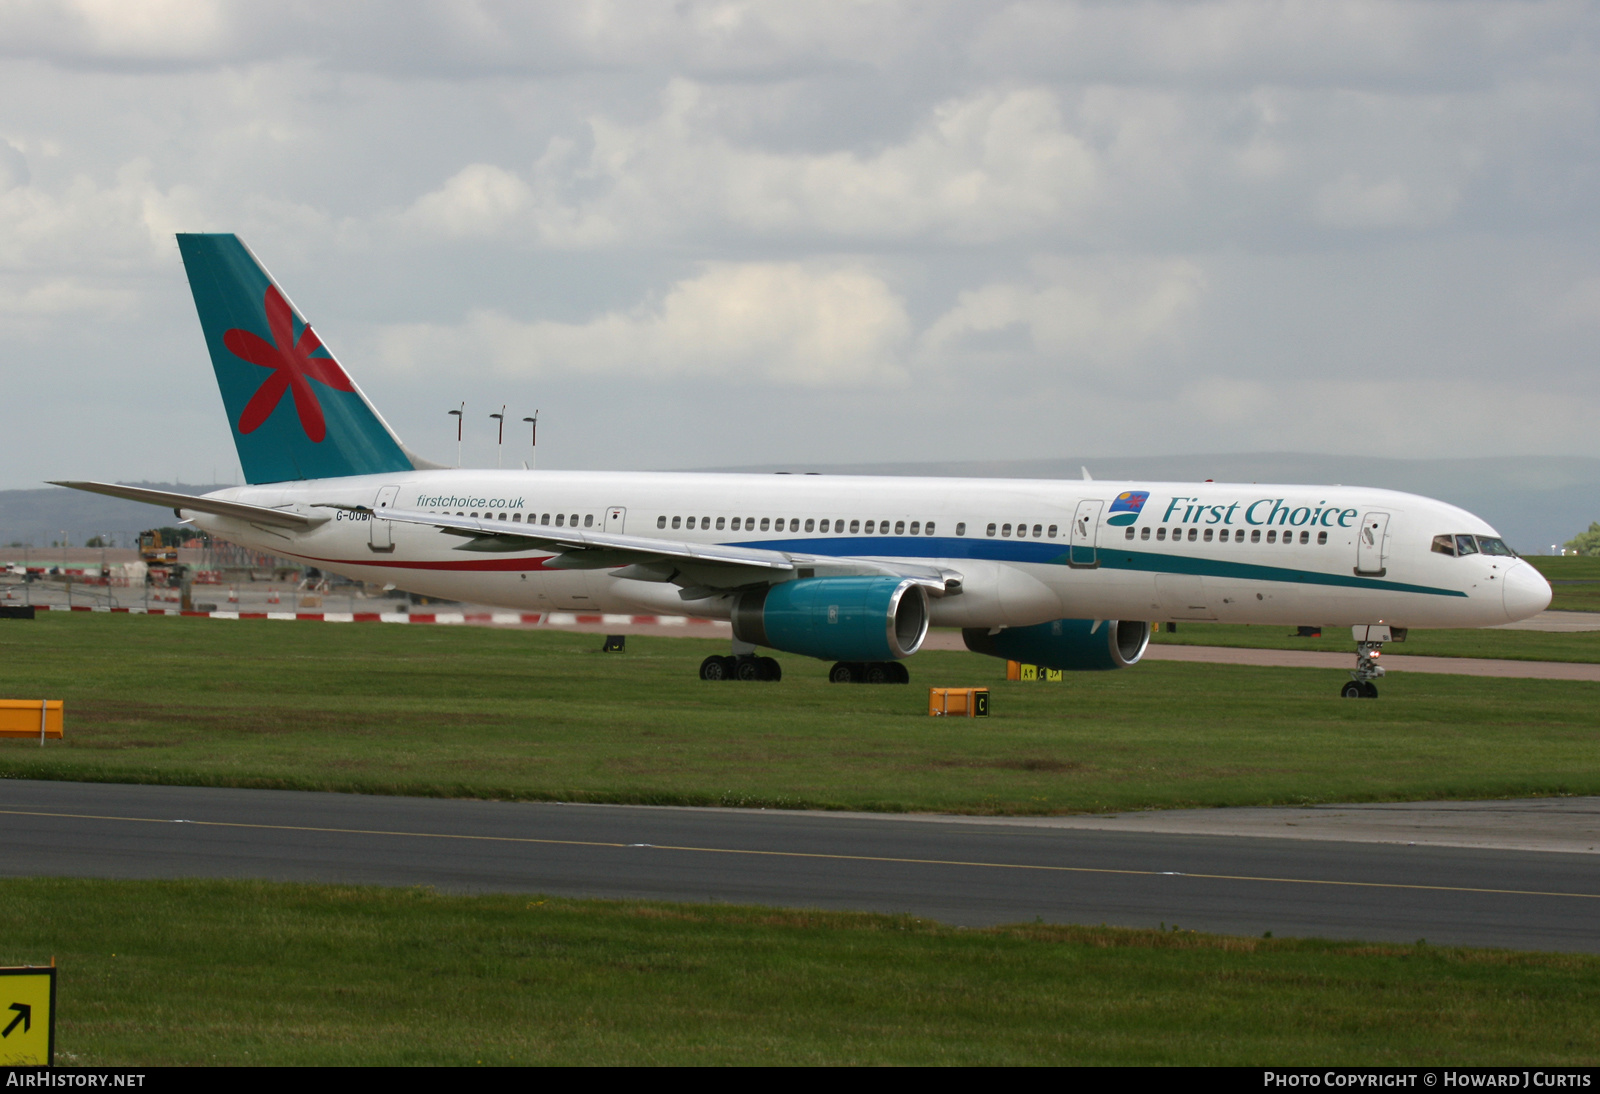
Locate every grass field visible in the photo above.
<box><xmin>4</xmin><ymin>878</ymin><xmax>1597</xmax><ymax>1066</ymax></box>
<box><xmin>2</xmin><ymin>614</ymin><xmax>1596</xmax><ymax>813</ymax></box>
<box><xmin>1527</xmin><ymin>556</ymin><xmax>1600</xmax><ymax>612</ymax></box>
<box><xmin>1148</xmin><ymin>621</ymin><xmax>1600</xmax><ymax>662</ymax></box>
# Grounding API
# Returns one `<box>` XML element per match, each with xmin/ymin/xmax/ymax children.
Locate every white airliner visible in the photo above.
<box><xmin>57</xmin><ymin>235</ymin><xmax>1552</xmax><ymax>696</ymax></box>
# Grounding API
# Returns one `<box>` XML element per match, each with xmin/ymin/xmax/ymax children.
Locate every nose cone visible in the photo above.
<box><xmin>1503</xmin><ymin>562</ymin><xmax>1553</xmax><ymax>622</ymax></box>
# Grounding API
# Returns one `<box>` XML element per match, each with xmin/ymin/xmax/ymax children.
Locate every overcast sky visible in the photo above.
<box><xmin>2</xmin><ymin>0</ymin><xmax>1598</xmax><ymax>488</ymax></box>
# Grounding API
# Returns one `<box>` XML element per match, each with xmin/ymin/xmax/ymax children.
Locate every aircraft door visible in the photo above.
<box><xmin>1069</xmin><ymin>500</ymin><xmax>1103</xmax><ymax>568</ymax></box>
<box><xmin>1355</xmin><ymin>511</ymin><xmax>1389</xmax><ymax>576</ymax></box>
<box><xmin>369</xmin><ymin>485</ymin><xmax>400</xmax><ymax>553</ymax></box>
<box><xmin>605</xmin><ymin>507</ymin><xmax>626</xmax><ymax>534</ymax></box>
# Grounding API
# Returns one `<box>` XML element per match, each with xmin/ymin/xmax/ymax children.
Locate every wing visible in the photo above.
<box><xmin>52</xmin><ymin>481</ymin><xmax>322</xmax><ymax>530</ymax></box>
<box><xmin>337</xmin><ymin>505</ymin><xmax>962</xmax><ymax>598</ymax></box>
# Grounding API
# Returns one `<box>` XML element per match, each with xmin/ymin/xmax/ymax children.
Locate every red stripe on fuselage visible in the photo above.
<box><xmin>288</xmin><ymin>553</ymin><xmax>559</xmax><ymax>572</ymax></box>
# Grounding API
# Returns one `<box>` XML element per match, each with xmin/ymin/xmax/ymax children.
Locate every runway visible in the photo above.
<box><xmin>2</xmin><ymin>780</ymin><xmax>1596</xmax><ymax>953</ymax></box>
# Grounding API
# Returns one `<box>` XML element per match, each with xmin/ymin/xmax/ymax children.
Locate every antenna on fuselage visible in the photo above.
<box><xmin>1081</xmin><ymin>466</ymin><xmax>1093</xmax><ymax>481</ymax></box>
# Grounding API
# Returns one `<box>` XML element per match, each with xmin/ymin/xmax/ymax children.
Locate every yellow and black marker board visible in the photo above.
<box><xmin>0</xmin><ymin>966</ymin><xmax>55</xmax><ymax>1067</ymax></box>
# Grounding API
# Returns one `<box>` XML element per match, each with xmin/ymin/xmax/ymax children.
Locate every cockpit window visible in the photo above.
<box><xmin>1455</xmin><ymin>534</ymin><xmax>1479</xmax><ymax>556</ymax></box>
<box><xmin>1476</xmin><ymin>536</ymin><xmax>1516</xmax><ymax>557</ymax></box>
<box><xmin>1431</xmin><ymin>534</ymin><xmax>1456</xmax><ymax>556</ymax></box>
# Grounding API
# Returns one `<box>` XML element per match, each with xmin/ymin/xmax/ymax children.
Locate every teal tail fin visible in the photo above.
<box><xmin>176</xmin><ymin>233</ymin><xmax>417</xmax><ymax>484</ymax></box>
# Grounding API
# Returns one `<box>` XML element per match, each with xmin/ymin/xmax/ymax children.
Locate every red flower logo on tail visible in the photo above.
<box><xmin>224</xmin><ymin>286</ymin><xmax>354</xmax><ymax>443</ymax></box>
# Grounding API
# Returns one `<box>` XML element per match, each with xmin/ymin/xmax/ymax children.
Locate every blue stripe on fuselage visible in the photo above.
<box><xmin>733</xmin><ymin>535</ymin><xmax>1467</xmax><ymax>598</ymax></box>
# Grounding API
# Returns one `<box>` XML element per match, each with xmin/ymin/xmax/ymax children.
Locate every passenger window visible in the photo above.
<box><xmin>955</xmin><ymin>522</ymin><xmax>965</xmax><ymax>536</ymax></box>
<box><xmin>1047</xmin><ymin>525</ymin><xmax>1058</xmax><ymax>538</ymax></box>
<box><xmin>907</xmin><ymin>521</ymin><xmax>918</xmax><ymax>535</ymax></box>
<box><xmin>555</xmin><ymin>513</ymin><xmax>566</xmax><ymax>526</ymax></box>
<box><xmin>1251</xmin><ymin>529</ymin><xmax>1260</xmax><ymax>543</ymax></box>
<box><xmin>470</xmin><ymin>512</ymin><xmax>479</xmax><ymax>519</ymax></box>
<box><xmin>804</xmin><ymin>518</ymin><xmax>815</xmax><ymax>532</ymax></box>
<box><xmin>657</xmin><ymin>515</ymin><xmax>667</xmax><ymax>529</ymax></box>
<box><xmin>1456</xmin><ymin>535</ymin><xmax>1480</xmax><ymax>556</ymax></box>
<box><xmin>758</xmin><ymin>518</ymin><xmax>769</xmax><ymax>531</ymax></box>
<box><xmin>497</xmin><ymin>513</ymin><xmax>506</xmax><ymax>521</ymax></box>
<box><xmin>701</xmin><ymin>517</ymin><xmax>709</xmax><ymax>529</ymax></box>
<box><xmin>1001</xmin><ymin>524</ymin><xmax>1012</xmax><ymax>537</ymax></box>
<box><xmin>925</xmin><ymin>522</ymin><xmax>935</xmax><ymax>535</ymax></box>
<box><xmin>1217</xmin><ymin>529</ymin><xmax>1228</xmax><ymax>542</ymax></box>
<box><xmin>1016</xmin><ymin>524</ymin><xmax>1027</xmax><ymax>539</ymax></box>
<box><xmin>818</xmin><ymin>519</ymin><xmax>829</xmax><ymax>532</ymax></box>
<box><xmin>1267</xmin><ymin>529</ymin><xmax>1276</xmax><ymax>543</ymax></box>
<box><xmin>1187</xmin><ymin>528</ymin><xmax>1198</xmax><ymax>542</ymax></box>
<box><xmin>540</xmin><ymin>514</ymin><xmax>550</xmax><ymax>525</ymax></box>
<box><xmin>862</xmin><ymin>520</ymin><xmax>873</xmax><ymax>533</ymax></box>
<box><xmin>1299</xmin><ymin>530</ymin><xmax>1309</xmax><ymax>544</ymax></box>
<box><xmin>892</xmin><ymin>520</ymin><xmax>903</xmax><ymax>535</ymax></box>
<box><xmin>986</xmin><ymin>523</ymin><xmax>997</xmax><ymax>537</ymax></box>
<box><xmin>1317</xmin><ymin>531</ymin><xmax>1327</xmax><ymax>545</ymax></box>
<box><xmin>716</xmin><ymin>517</ymin><xmax>726</xmax><ymax>530</ymax></box>
<box><xmin>570</xmin><ymin>514</ymin><xmax>579</xmax><ymax>527</ymax></box>
<box><xmin>1032</xmin><ymin>524</ymin><xmax>1042</xmax><ymax>538</ymax></box>
<box><xmin>1156</xmin><ymin>527</ymin><xmax>1167</xmax><ymax>541</ymax></box>
<box><xmin>1125</xmin><ymin>528</ymin><xmax>1135</xmax><ymax>540</ymax></box>
<box><xmin>512</xmin><ymin>513</ymin><xmax>521</xmax><ymax>523</ymax></box>
<box><xmin>1140</xmin><ymin>527</ymin><xmax>1150</xmax><ymax>541</ymax></box>
<box><xmin>850</xmin><ymin>519</ymin><xmax>861</xmax><ymax>533</ymax></box>
<box><xmin>785</xmin><ymin>519</ymin><xmax>795</xmax><ymax>532</ymax></box>
<box><xmin>1203</xmin><ymin>528</ymin><xmax>1213</xmax><ymax>542</ymax></box>
<box><xmin>671</xmin><ymin>516</ymin><xmax>681</xmax><ymax>529</ymax></box>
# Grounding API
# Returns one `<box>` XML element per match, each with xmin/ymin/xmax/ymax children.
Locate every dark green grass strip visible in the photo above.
<box><xmin>1</xmin><ymin>613</ymin><xmax>1597</xmax><ymax>814</ymax></box>
<box><xmin>4</xmin><ymin>878</ymin><xmax>1598</xmax><ymax>1066</ymax></box>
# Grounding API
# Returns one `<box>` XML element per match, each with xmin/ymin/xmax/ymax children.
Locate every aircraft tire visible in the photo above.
<box><xmin>828</xmin><ymin>662</ymin><xmax>859</xmax><ymax>684</ymax></box>
<box><xmin>865</xmin><ymin>662</ymin><xmax>891</xmax><ymax>685</ymax></box>
<box><xmin>734</xmin><ymin>657</ymin><xmax>764</xmax><ymax>682</ymax></box>
<box><xmin>699</xmin><ymin>655</ymin><xmax>729</xmax><ymax>681</ymax></box>
<box><xmin>1362</xmin><ymin>681</ymin><xmax>1379</xmax><ymax>698</ymax></box>
<box><xmin>1341</xmin><ymin>681</ymin><xmax>1364</xmax><ymax>699</ymax></box>
<box><xmin>758</xmin><ymin>656</ymin><xmax>782</xmax><ymax>682</ymax></box>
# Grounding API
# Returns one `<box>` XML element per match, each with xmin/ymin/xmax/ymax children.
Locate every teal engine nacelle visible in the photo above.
<box><xmin>732</xmin><ymin>576</ymin><xmax>930</xmax><ymax>662</ymax></box>
<box><xmin>962</xmin><ymin>618</ymin><xmax>1151</xmax><ymax>670</ymax></box>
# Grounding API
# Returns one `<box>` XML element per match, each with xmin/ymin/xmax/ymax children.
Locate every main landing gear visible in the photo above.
<box><xmin>1341</xmin><ymin>638</ymin><xmax>1384</xmax><ymax>699</ymax></box>
<box><xmin>828</xmin><ymin>661</ymin><xmax>910</xmax><ymax>685</ymax></box>
<box><xmin>699</xmin><ymin>654</ymin><xmax>781</xmax><ymax>682</ymax></box>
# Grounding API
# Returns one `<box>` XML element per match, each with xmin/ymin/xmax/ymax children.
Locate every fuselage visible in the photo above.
<box><xmin>188</xmin><ymin>470</ymin><xmax>1552</xmax><ymax>632</ymax></box>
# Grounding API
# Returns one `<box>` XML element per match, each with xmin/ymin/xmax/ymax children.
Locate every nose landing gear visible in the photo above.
<box><xmin>1342</xmin><ymin>625</ymin><xmax>1395</xmax><ymax>698</ymax></box>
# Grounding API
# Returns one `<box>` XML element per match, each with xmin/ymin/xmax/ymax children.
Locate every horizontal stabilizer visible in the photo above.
<box><xmin>48</xmin><ymin>481</ymin><xmax>320</xmax><ymax>530</ymax></box>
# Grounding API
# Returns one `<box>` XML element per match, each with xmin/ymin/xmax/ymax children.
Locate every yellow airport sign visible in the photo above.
<box><xmin>0</xmin><ymin>966</ymin><xmax>55</xmax><ymax>1066</ymax></box>
<box><xmin>0</xmin><ymin>701</ymin><xmax>63</xmax><ymax>739</ymax></box>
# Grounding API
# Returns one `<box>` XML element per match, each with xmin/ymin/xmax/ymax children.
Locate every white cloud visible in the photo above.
<box><xmin>1313</xmin><ymin>171</ymin><xmax>1459</xmax><ymax>229</ymax></box>
<box><xmin>376</xmin><ymin>261</ymin><xmax>912</xmax><ymax>387</ymax></box>
<box><xmin>399</xmin><ymin>82</ymin><xmax>1104</xmax><ymax>246</ymax></box>
<box><xmin>919</xmin><ymin>258</ymin><xmax>1206</xmax><ymax>369</ymax></box>
<box><xmin>0</xmin><ymin>158</ymin><xmax>205</xmax><ymax>270</ymax></box>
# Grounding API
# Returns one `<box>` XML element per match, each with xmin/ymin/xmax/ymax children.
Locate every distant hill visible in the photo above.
<box><xmin>6</xmin><ymin>457</ymin><xmax>1596</xmax><ymax>555</ymax></box>
<box><xmin>0</xmin><ymin>483</ymin><xmax>235</xmax><ymax>549</ymax></box>
<box><xmin>699</xmin><ymin>453</ymin><xmax>1600</xmax><ymax>555</ymax></box>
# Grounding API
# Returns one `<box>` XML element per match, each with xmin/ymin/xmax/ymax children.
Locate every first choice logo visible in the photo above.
<box><xmin>1158</xmin><ymin>497</ymin><xmax>1359</xmax><ymax>529</ymax></box>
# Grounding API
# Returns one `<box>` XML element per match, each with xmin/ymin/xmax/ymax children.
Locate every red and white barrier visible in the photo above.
<box><xmin>29</xmin><ymin>605</ymin><xmax>725</xmax><ymax>627</ymax></box>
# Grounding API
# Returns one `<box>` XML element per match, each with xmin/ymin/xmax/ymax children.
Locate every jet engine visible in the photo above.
<box><xmin>962</xmin><ymin>618</ymin><xmax>1151</xmax><ymax>671</ymax></box>
<box><xmin>733</xmin><ymin>576</ymin><xmax>930</xmax><ymax>662</ymax></box>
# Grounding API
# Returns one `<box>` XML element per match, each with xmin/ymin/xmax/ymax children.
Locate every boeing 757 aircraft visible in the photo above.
<box><xmin>56</xmin><ymin>235</ymin><xmax>1553</xmax><ymax>696</ymax></box>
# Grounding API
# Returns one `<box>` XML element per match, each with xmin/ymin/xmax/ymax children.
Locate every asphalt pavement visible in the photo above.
<box><xmin>2</xmin><ymin>780</ymin><xmax>1596</xmax><ymax>953</ymax></box>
